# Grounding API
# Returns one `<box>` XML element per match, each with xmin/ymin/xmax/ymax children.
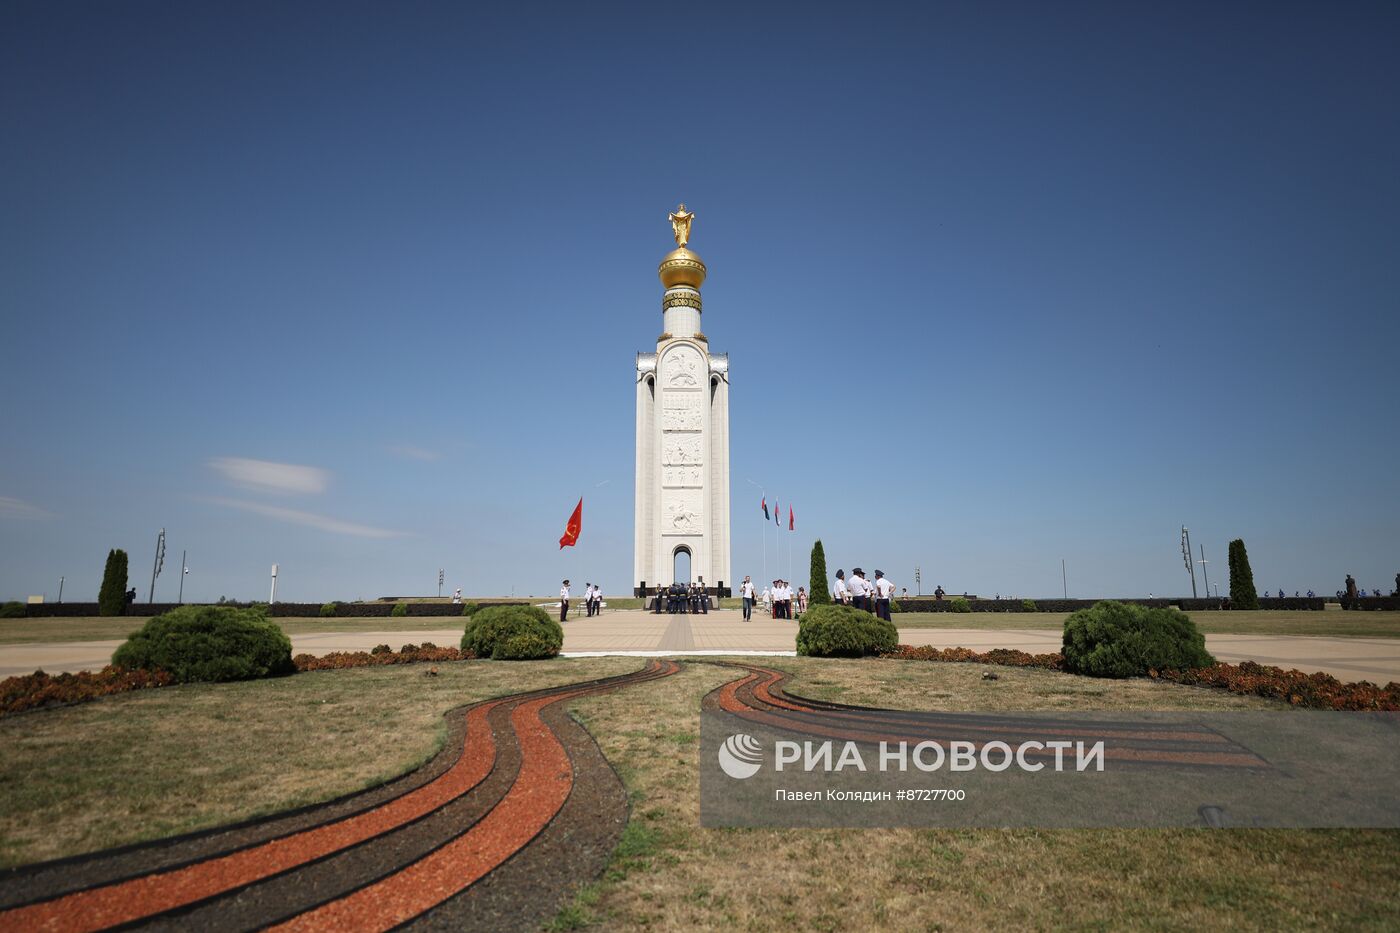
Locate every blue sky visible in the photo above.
<box><xmin>2</xmin><ymin>1</ymin><xmax>1397</xmax><ymax>602</ymax></box>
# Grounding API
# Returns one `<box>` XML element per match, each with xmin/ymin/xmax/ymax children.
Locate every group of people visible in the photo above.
<box><xmin>652</xmin><ymin>581</ymin><xmax>710</xmax><ymax>614</ymax></box>
<box><xmin>832</xmin><ymin>568</ymin><xmax>897</xmax><ymax>621</ymax></box>
<box><xmin>738</xmin><ymin>576</ymin><xmax>807</xmax><ymax>620</ymax></box>
<box><xmin>556</xmin><ymin>579</ymin><xmax>604</xmax><ymax>621</ymax></box>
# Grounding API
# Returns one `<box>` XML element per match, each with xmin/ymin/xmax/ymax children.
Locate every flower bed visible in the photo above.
<box><xmin>881</xmin><ymin>645</ymin><xmax>1400</xmax><ymax>711</ymax></box>
<box><xmin>293</xmin><ymin>643</ymin><xmax>470</xmax><ymax>671</ymax></box>
<box><xmin>1149</xmin><ymin>660</ymin><xmax>1400</xmax><ymax>711</ymax></box>
<box><xmin>1</xmin><ymin>667</ymin><xmax>175</xmax><ymax>717</ymax></box>
<box><xmin>880</xmin><ymin>645</ymin><xmax>1064</xmax><ymax>668</ymax></box>
<box><xmin>0</xmin><ymin>645</ymin><xmax>472</xmax><ymax>718</ymax></box>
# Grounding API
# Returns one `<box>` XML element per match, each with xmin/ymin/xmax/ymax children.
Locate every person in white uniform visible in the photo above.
<box><xmin>873</xmin><ymin>570</ymin><xmax>895</xmax><ymax>621</ymax></box>
<box><xmin>833</xmin><ymin>570</ymin><xmax>849</xmax><ymax>604</ymax></box>
<box><xmin>559</xmin><ymin>580</ymin><xmax>571</xmax><ymax>622</ymax></box>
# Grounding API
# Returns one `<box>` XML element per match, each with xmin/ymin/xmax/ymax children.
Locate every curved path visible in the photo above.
<box><xmin>0</xmin><ymin>659</ymin><xmax>679</xmax><ymax>932</ymax></box>
<box><xmin>705</xmin><ymin>661</ymin><xmax>1269</xmax><ymax>769</ymax></box>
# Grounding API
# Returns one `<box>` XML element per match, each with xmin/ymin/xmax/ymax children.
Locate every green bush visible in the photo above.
<box><xmin>1228</xmin><ymin>538</ymin><xmax>1259</xmax><ymax>610</ymax></box>
<box><xmin>950</xmin><ymin>597</ymin><xmax>971</xmax><ymax>613</ymax></box>
<box><xmin>391</xmin><ymin>601</ymin><xmax>409</xmax><ymax>617</ymax></box>
<box><xmin>889</xmin><ymin>598</ymin><xmax>902</xmax><ymax>613</ymax></box>
<box><xmin>462</xmin><ymin>602</ymin><xmax>481</xmax><ymax>617</ymax></box>
<box><xmin>796</xmin><ymin>604</ymin><xmax>898</xmax><ymax>658</ymax></box>
<box><xmin>1021</xmin><ymin>599</ymin><xmax>1038</xmax><ymax>612</ymax></box>
<box><xmin>808</xmin><ymin>539</ymin><xmax>832</xmax><ymax>606</ymax></box>
<box><xmin>0</xmin><ymin>601</ymin><xmax>25</xmax><ymax>618</ymax></box>
<box><xmin>461</xmin><ymin>605</ymin><xmax>563</xmax><ymax>660</ymax></box>
<box><xmin>1061</xmin><ymin>600</ymin><xmax>1214</xmax><ymax>679</ymax></box>
<box><xmin>111</xmin><ymin>605</ymin><xmax>294</xmax><ymax>683</ymax></box>
<box><xmin>371</xmin><ymin>643</ymin><xmax>391</xmax><ymax>655</ymax></box>
<box><xmin>319</xmin><ymin>601</ymin><xmax>338</xmax><ymax>617</ymax></box>
<box><xmin>98</xmin><ymin>548</ymin><xmax>129</xmax><ymax>616</ymax></box>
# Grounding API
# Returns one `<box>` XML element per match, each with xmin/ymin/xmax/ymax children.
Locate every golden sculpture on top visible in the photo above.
<box><xmin>668</xmin><ymin>203</ymin><xmax>694</xmax><ymax>248</ymax></box>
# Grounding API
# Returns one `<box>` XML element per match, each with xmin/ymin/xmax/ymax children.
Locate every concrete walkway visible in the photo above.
<box><xmin>3</xmin><ymin>610</ymin><xmax>1398</xmax><ymax>684</ymax></box>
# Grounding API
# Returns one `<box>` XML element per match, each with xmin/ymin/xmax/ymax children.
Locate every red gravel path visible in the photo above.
<box><xmin>0</xmin><ymin>660</ymin><xmax>678</xmax><ymax>932</ymax></box>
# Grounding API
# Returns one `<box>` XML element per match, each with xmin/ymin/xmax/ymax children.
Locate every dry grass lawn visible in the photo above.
<box><xmin>0</xmin><ymin>658</ymin><xmax>640</xmax><ymax>868</ymax></box>
<box><xmin>1</xmin><ymin>656</ymin><xmax>1396</xmax><ymax>929</ymax></box>
<box><xmin>560</xmin><ymin>658</ymin><xmax>1400</xmax><ymax>931</ymax></box>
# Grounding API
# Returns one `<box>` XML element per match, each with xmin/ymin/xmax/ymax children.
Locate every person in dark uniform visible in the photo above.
<box><xmin>697</xmin><ymin>576</ymin><xmax>709</xmax><ymax>613</ymax></box>
<box><xmin>653</xmin><ymin>584</ymin><xmax>664</xmax><ymax>613</ymax></box>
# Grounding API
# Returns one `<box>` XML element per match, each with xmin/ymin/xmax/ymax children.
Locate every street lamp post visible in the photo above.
<box><xmin>438</xmin><ymin>568</ymin><xmax>444</xmax><ymax>598</ymax></box>
<box><xmin>58</xmin><ymin>576</ymin><xmax>64</xmax><ymax>603</ymax></box>
<box><xmin>270</xmin><ymin>564</ymin><xmax>279</xmax><ymax>604</ymax></box>
<box><xmin>914</xmin><ymin>566</ymin><xmax>921</xmax><ymax>596</ymax></box>
<box><xmin>1198</xmin><ymin>545</ymin><xmax>1210</xmax><ymax>603</ymax></box>
<box><xmin>1181</xmin><ymin>526</ymin><xmax>1197</xmax><ymax>598</ymax></box>
<box><xmin>149</xmin><ymin>528</ymin><xmax>166</xmax><ymax>603</ymax></box>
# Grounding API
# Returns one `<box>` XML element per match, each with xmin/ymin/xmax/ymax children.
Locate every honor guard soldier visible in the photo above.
<box><xmin>874</xmin><ymin>570</ymin><xmax>895</xmax><ymax>621</ymax></box>
<box><xmin>559</xmin><ymin>580</ymin><xmax>571</xmax><ymax>622</ymax></box>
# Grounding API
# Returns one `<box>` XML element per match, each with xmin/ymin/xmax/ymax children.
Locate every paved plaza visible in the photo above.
<box><xmin>3</xmin><ymin>609</ymin><xmax>1399</xmax><ymax>683</ymax></box>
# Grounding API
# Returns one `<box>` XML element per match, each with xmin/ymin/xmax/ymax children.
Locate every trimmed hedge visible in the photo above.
<box><xmin>1061</xmin><ymin>600</ymin><xmax>1214</xmax><ymax>679</ymax></box>
<box><xmin>1340</xmin><ymin>597</ymin><xmax>1400</xmax><ymax>611</ymax></box>
<box><xmin>21</xmin><ymin>600</ymin><xmax>530</xmax><ymax>618</ymax></box>
<box><xmin>0</xmin><ymin>601</ymin><xmax>25</xmax><ymax>618</ymax></box>
<box><xmin>461</xmin><ymin>605</ymin><xmax>563</xmax><ymax>660</ymax></box>
<box><xmin>112</xmin><ymin>605</ymin><xmax>295</xmax><ymax>683</ymax></box>
<box><xmin>796</xmin><ymin>604</ymin><xmax>898</xmax><ymax>658</ymax></box>
<box><xmin>949</xmin><ymin>597</ymin><xmax>971</xmax><ymax>613</ymax></box>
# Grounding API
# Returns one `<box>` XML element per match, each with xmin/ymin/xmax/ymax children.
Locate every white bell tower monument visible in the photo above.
<box><xmin>634</xmin><ymin>204</ymin><xmax>732</xmax><ymax>597</ymax></box>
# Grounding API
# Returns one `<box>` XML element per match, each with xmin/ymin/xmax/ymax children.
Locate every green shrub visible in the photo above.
<box><xmin>0</xmin><ymin>601</ymin><xmax>25</xmax><ymax>618</ymax></box>
<box><xmin>808</xmin><ymin>539</ymin><xmax>832</xmax><ymax>606</ymax></box>
<box><xmin>1228</xmin><ymin>538</ymin><xmax>1259</xmax><ymax>610</ymax></box>
<box><xmin>319</xmin><ymin>601</ymin><xmax>339</xmax><ymax>617</ymax></box>
<box><xmin>461</xmin><ymin>605</ymin><xmax>563</xmax><ymax>660</ymax></box>
<box><xmin>1021</xmin><ymin>599</ymin><xmax>1038</xmax><ymax>612</ymax></box>
<box><xmin>796</xmin><ymin>604</ymin><xmax>898</xmax><ymax>658</ymax></box>
<box><xmin>391</xmin><ymin>601</ymin><xmax>409</xmax><ymax>617</ymax></box>
<box><xmin>950</xmin><ymin>597</ymin><xmax>971</xmax><ymax>613</ymax></box>
<box><xmin>462</xmin><ymin>602</ymin><xmax>481</xmax><ymax>617</ymax></box>
<box><xmin>111</xmin><ymin>605</ymin><xmax>294</xmax><ymax>683</ymax></box>
<box><xmin>371</xmin><ymin>643</ymin><xmax>392</xmax><ymax>655</ymax></box>
<box><xmin>1061</xmin><ymin>600</ymin><xmax>1214</xmax><ymax>679</ymax></box>
<box><xmin>889</xmin><ymin>599</ymin><xmax>902</xmax><ymax>613</ymax></box>
<box><xmin>98</xmin><ymin>548</ymin><xmax>129</xmax><ymax>616</ymax></box>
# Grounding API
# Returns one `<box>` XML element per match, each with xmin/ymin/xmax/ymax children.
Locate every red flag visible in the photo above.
<box><xmin>789</xmin><ymin>505</ymin><xmax>794</xmax><ymax>531</ymax></box>
<box><xmin>559</xmin><ymin>497</ymin><xmax>583</xmax><ymax>549</ymax></box>
<box><xmin>761</xmin><ymin>496</ymin><xmax>769</xmax><ymax>520</ymax></box>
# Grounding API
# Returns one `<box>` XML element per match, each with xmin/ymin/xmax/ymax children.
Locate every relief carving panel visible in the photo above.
<box><xmin>661</xmin><ymin>434</ymin><xmax>702</xmax><ymax>466</ymax></box>
<box><xmin>663</xmin><ymin>346</ymin><xmax>704</xmax><ymax>388</ymax></box>
<box><xmin>662</xmin><ymin>490</ymin><xmax>703</xmax><ymax>535</ymax></box>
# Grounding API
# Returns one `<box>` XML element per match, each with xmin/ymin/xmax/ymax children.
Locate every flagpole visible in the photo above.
<box><xmin>746</xmin><ymin>479</ymin><xmax>766</xmax><ymax>591</ymax></box>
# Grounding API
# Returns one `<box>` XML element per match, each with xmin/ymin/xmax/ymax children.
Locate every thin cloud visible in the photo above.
<box><xmin>387</xmin><ymin>445</ymin><xmax>442</xmax><ymax>462</ymax></box>
<box><xmin>204</xmin><ymin>497</ymin><xmax>406</xmax><ymax>538</ymax></box>
<box><xmin>0</xmin><ymin>496</ymin><xmax>52</xmax><ymax>519</ymax></box>
<box><xmin>209</xmin><ymin>457</ymin><xmax>329</xmax><ymax>495</ymax></box>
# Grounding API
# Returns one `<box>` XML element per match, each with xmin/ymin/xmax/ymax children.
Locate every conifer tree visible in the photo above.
<box><xmin>808</xmin><ymin>539</ymin><xmax>831</xmax><ymax>606</ymax></box>
<box><xmin>1227</xmin><ymin>538</ymin><xmax>1259</xmax><ymax>610</ymax></box>
<box><xmin>99</xmin><ymin>548</ymin><xmax>129</xmax><ymax>616</ymax></box>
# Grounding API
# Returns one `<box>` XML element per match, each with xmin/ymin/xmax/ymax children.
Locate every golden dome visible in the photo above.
<box><xmin>659</xmin><ymin>247</ymin><xmax>707</xmax><ymax>290</ymax></box>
